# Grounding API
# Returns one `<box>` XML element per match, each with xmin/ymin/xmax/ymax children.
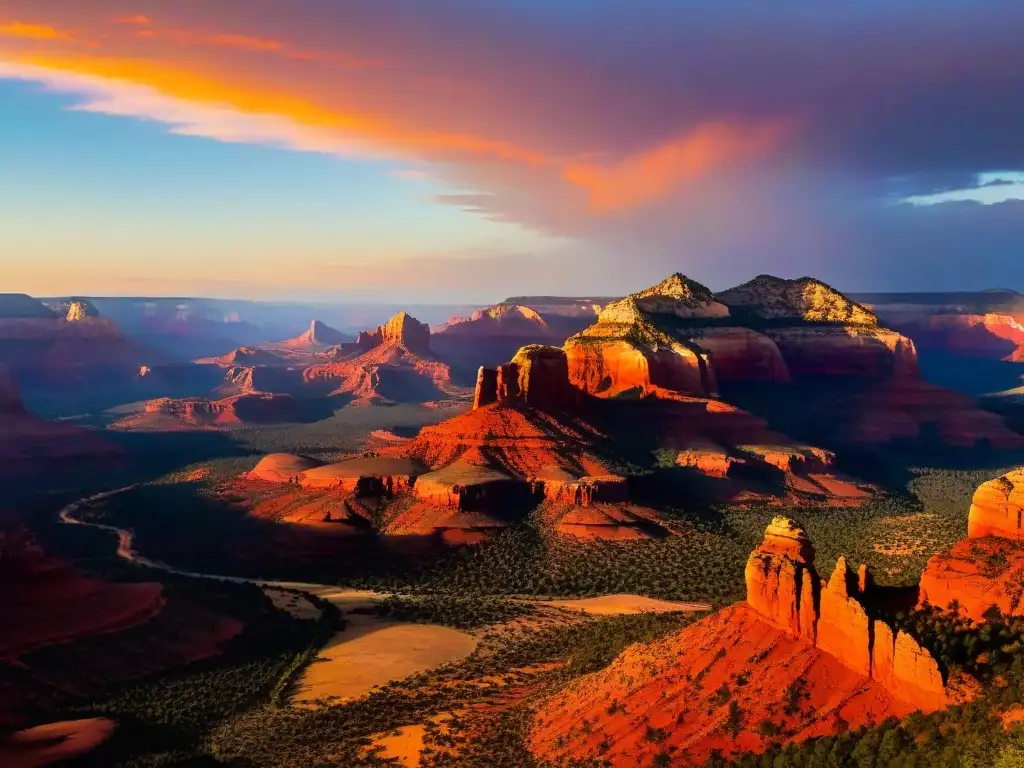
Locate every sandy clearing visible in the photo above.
<box><xmin>372</xmin><ymin>725</ymin><xmax>426</xmax><ymax>767</ymax></box>
<box><xmin>293</xmin><ymin>615</ymin><xmax>477</xmax><ymax>706</ymax></box>
<box><xmin>0</xmin><ymin>718</ymin><xmax>115</xmax><ymax>768</ymax></box>
<box><xmin>542</xmin><ymin>594</ymin><xmax>710</xmax><ymax>615</ymax></box>
<box><xmin>264</xmin><ymin>588</ymin><xmax>322</xmax><ymax>620</ymax></box>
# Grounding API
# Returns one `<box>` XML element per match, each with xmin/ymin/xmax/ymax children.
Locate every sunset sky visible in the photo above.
<box><xmin>2</xmin><ymin>1</ymin><xmax>1023</xmax><ymax>302</ymax></box>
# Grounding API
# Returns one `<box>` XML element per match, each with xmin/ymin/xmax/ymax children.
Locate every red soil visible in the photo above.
<box><xmin>0</xmin><ymin>717</ymin><xmax>115</xmax><ymax>768</ymax></box>
<box><xmin>919</xmin><ymin>537</ymin><xmax>1024</xmax><ymax>621</ymax></box>
<box><xmin>531</xmin><ymin>603</ymin><xmax>918</xmax><ymax>766</ymax></box>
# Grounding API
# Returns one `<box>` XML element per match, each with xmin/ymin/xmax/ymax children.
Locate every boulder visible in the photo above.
<box><xmin>968</xmin><ymin>469</ymin><xmax>1024</xmax><ymax>540</ymax></box>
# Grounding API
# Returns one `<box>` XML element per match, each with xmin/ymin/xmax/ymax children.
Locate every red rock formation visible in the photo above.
<box><xmin>112</xmin><ymin>393</ymin><xmax>300</xmax><ymax>429</ymax></box>
<box><xmin>690</xmin><ymin>326</ymin><xmax>791</xmax><ymax>384</ymax></box>
<box><xmin>745</xmin><ymin>519</ymin><xmax>950</xmax><ymax>711</ymax></box>
<box><xmin>968</xmin><ymin>468</ymin><xmax>1024</xmax><ymax>540</ymax></box>
<box><xmin>919</xmin><ymin>538</ymin><xmax>1024</xmax><ymax>620</ymax></box>
<box><xmin>530</xmin><ymin>603</ymin><xmax>921</xmax><ymax>766</ymax></box>
<box><xmin>0</xmin><ymin>298</ymin><xmax>153</xmax><ymax>391</ymax></box>
<box><xmin>744</xmin><ymin>517</ymin><xmax>819</xmax><ymax>640</ymax></box>
<box><xmin>816</xmin><ymin>557</ymin><xmax>872</xmax><ymax>677</ymax></box>
<box><xmin>918</xmin><ymin>468</ymin><xmax>1024</xmax><ymax>620</ymax></box>
<box><xmin>298</xmin><ymin>457</ymin><xmax>421</xmax><ymax>495</ymax></box>
<box><xmin>302</xmin><ymin>312</ymin><xmax>464</xmax><ymax>404</ymax></box>
<box><xmin>897</xmin><ymin>313</ymin><xmax>1024</xmax><ymax>362</ymax></box>
<box><xmin>280</xmin><ymin>320</ymin><xmax>349</xmax><ymax>349</ymax></box>
<box><xmin>763</xmin><ymin>326</ymin><xmax>920</xmax><ymax>380</ymax></box>
<box><xmin>825</xmin><ymin>380</ymin><xmax>1024</xmax><ymax>449</ymax></box>
<box><xmin>246</xmin><ymin>453</ymin><xmax>324</xmax><ymax>483</ymax></box>
<box><xmin>717</xmin><ymin>275</ymin><xmax>879</xmax><ymax>325</ymax></box>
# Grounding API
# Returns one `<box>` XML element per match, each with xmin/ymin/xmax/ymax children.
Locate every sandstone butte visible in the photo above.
<box><xmin>919</xmin><ymin>467</ymin><xmax>1024</xmax><ymax>620</ymax></box>
<box><xmin>302</xmin><ymin>311</ymin><xmax>464</xmax><ymax>403</ymax></box>
<box><xmin>530</xmin><ymin>518</ymin><xmax>964</xmax><ymax>766</ymax></box>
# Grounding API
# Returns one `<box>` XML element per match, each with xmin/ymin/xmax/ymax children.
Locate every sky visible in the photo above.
<box><xmin>1</xmin><ymin>1</ymin><xmax>1023</xmax><ymax>302</ymax></box>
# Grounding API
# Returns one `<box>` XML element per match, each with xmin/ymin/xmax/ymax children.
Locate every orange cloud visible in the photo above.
<box><xmin>0</xmin><ymin>21</ymin><xmax>78</xmax><ymax>42</ymax></box>
<box><xmin>563</xmin><ymin>120</ymin><xmax>797</xmax><ymax>213</ymax></box>
<box><xmin>113</xmin><ymin>15</ymin><xmax>151</xmax><ymax>25</ymax></box>
<box><xmin>4</xmin><ymin>55</ymin><xmax>547</xmax><ymax>165</ymax></box>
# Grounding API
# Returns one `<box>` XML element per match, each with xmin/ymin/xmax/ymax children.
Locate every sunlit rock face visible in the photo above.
<box><xmin>744</xmin><ymin>517</ymin><xmax>950</xmax><ymax>712</ymax></box>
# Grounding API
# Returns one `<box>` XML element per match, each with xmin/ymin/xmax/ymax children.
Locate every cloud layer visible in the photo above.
<box><xmin>2</xmin><ymin>0</ymin><xmax>1023</xmax><ymax>294</ymax></box>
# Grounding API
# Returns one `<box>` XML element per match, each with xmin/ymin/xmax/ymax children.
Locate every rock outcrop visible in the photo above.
<box><xmin>968</xmin><ymin>468</ymin><xmax>1024</xmax><ymax>540</ymax></box>
<box><xmin>302</xmin><ymin>312</ymin><xmax>464</xmax><ymax>404</ymax></box>
<box><xmin>744</xmin><ymin>517</ymin><xmax>819</xmax><ymax>640</ymax></box>
<box><xmin>891</xmin><ymin>313</ymin><xmax>1024</xmax><ymax>363</ymax></box>
<box><xmin>918</xmin><ymin>468</ymin><xmax>1024</xmax><ymax>620</ymax></box>
<box><xmin>564</xmin><ymin>274</ymin><xmax>720</xmax><ymax>397</ymax></box>
<box><xmin>716</xmin><ymin>275</ymin><xmax>878</xmax><ymax>325</ymax></box>
<box><xmin>281</xmin><ymin>320</ymin><xmax>348</xmax><ymax>349</ymax></box>
<box><xmin>472</xmin><ymin>346</ymin><xmax>579</xmax><ymax>411</ymax></box>
<box><xmin>64</xmin><ymin>300</ymin><xmax>101</xmax><ymax>321</ymax></box>
<box><xmin>112</xmin><ymin>393</ymin><xmax>300</xmax><ymax>429</ymax></box>
<box><xmin>246</xmin><ymin>454</ymin><xmax>324</xmax><ymax>483</ymax></box>
<box><xmin>745</xmin><ymin>517</ymin><xmax>949</xmax><ymax>711</ymax></box>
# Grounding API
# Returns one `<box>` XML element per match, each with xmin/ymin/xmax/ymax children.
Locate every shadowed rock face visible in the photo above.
<box><xmin>745</xmin><ymin>517</ymin><xmax>949</xmax><ymax>711</ymax></box>
<box><xmin>0</xmin><ymin>294</ymin><xmax>56</xmax><ymax>319</ymax></box>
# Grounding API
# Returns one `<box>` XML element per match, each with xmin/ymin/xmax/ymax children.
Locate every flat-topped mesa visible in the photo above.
<box><xmin>745</xmin><ymin>519</ymin><xmax>950</xmax><ymax>711</ymax></box>
<box><xmin>968</xmin><ymin>468</ymin><xmax>1024</xmax><ymax>540</ymax></box>
<box><xmin>0</xmin><ymin>294</ymin><xmax>57</xmax><ymax>319</ymax></box>
<box><xmin>473</xmin><ymin>345</ymin><xmax>580</xmax><ymax>412</ymax></box>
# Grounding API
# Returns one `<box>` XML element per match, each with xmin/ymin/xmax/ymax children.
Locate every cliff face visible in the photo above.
<box><xmin>745</xmin><ymin>517</ymin><xmax>949</xmax><ymax>712</ymax></box>
<box><xmin>968</xmin><ymin>468</ymin><xmax>1024</xmax><ymax>540</ymax></box>
<box><xmin>562</xmin><ymin>272</ymin><xmax>921</xmax><ymax>398</ymax></box>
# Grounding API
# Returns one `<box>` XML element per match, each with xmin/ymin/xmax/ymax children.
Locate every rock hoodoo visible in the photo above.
<box><xmin>745</xmin><ymin>517</ymin><xmax>949</xmax><ymax>711</ymax></box>
<box><xmin>968</xmin><ymin>468</ymin><xmax>1024</xmax><ymax>540</ymax></box>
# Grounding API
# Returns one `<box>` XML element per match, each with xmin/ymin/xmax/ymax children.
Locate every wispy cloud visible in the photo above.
<box><xmin>0</xmin><ymin>21</ymin><xmax>79</xmax><ymax>43</ymax></box>
<box><xmin>113</xmin><ymin>14</ymin><xmax>151</xmax><ymax>26</ymax></box>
